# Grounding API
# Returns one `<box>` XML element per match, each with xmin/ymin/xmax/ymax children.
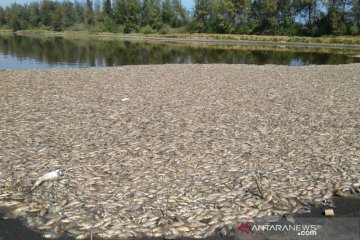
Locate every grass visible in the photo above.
<box><xmin>147</xmin><ymin>33</ymin><xmax>360</xmax><ymax>45</ymax></box>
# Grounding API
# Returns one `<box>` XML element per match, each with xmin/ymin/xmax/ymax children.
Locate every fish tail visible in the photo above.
<box><xmin>30</xmin><ymin>179</ymin><xmax>42</xmax><ymax>191</ymax></box>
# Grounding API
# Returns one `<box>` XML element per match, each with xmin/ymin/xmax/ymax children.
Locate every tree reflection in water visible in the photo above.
<box><xmin>0</xmin><ymin>35</ymin><xmax>359</xmax><ymax>68</ymax></box>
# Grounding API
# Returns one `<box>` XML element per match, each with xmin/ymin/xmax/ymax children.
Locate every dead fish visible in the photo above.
<box><xmin>31</xmin><ymin>169</ymin><xmax>63</xmax><ymax>191</ymax></box>
<box><xmin>284</xmin><ymin>214</ymin><xmax>295</xmax><ymax>224</ymax></box>
<box><xmin>333</xmin><ymin>189</ymin><xmax>345</xmax><ymax>197</ymax></box>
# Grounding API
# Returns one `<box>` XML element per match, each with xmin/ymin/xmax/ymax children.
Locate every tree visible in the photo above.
<box><xmin>40</xmin><ymin>0</ymin><xmax>56</xmax><ymax>27</ymax></box>
<box><xmin>0</xmin><ymin>0</ymin><xmax>357</xmax><ymax>36</ymax></box>
<box><xmin>103</xmin><ymin>0</ymin><xmax>112</xmax><ymax>17</ymax></box>
<box><xmin>114</xmin><ymin>0</ymin><xmax>141</xmax><ymax>32</ymax></box>
<box><xmin>161</xmin><ymin>0</ymin><xmax>186</xmax><ymax>27</ymax></box>
<box><xmin>324</xmin><ymin>0</ymin><xmax>353</xmax><ymax>34</ymax></box>
<box><xmin>99</xmin><ymin>0</ymin><xmax>116</xmax><ymax>32</ymax></box>
<box><xmin>354</xmin><ymin>0</ymin><xmax>360</xmax><ymax>25</ymax></box>
<box><xmin>73</xmin><ymin>0</ymin><xmax>85</xmax><ymax>24</ymax></box>
<box><xmin>142</xmin><ymin>0</ymin><xmax>162</xmax><ymax>29</ymax></box>
<box><xmin>28</xmin><ymin>2</ymin><xmax>41</xmax><ymax>28</ymax></box>
<box><xmin>277</xmin><ymin>0</ymin><xmax>295</xmax><ymax>28</ymax></box>
<box><xmin>232</xmin><ymin>0</ymin><xmax>251</xmax><ymax>26</ymax></box>
<box><xmin>162</xmin><ymin>0</ymin><xmax>174</xmax><ymax>25</ymax></box>
<box><xmin>172</xmin><ymin>0</ymin><xmax>187</xmax><ymax>27</ymax></box>
<box><xmin>0</xmin><ymin>7</ymin><xmax>6</xmax><ymax>26</ymax></box>
<box><xmin>193</xmin><ymin>0</ymin><xmax>210</xmax><ymax>32</ymax></box>
<box><xmin>62</xmin><ymin>1</ymin><xmax>76</xmax><ymax>29</ymax></box>
<box><xmin>293</xmin><ymin>0</ymin><xmax>318</xmax><ymax>25</ymax></box>
<box><xmin>52</xmin><ymin>4</ymin><xmax>63</xmax><ymax>31</ymax></box>
<box><xmin>9</xmin><ymin>3</ymin><xmax>30</xmax><ymax>31</ymax></box>
<box><xmin>209</xmin><ymin>0</ymin><xmax>236</xmax><ymax>33</ymax></box>
<box><xmin>251</xmin><ymin>0</ymin><xmax>280</xmax><ymax>34</ymax></box>
<box><xmin>85</xmin><ymin>0</ymin><xmax>94</xmax><ymax>25</ymax></box>
<box><xmin>351</xmin><ymin>0</ymin><xmax>360</xmax><ymax>33</ymax></box>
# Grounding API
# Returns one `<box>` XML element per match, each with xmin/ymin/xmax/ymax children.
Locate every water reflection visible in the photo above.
<box><xmin>0</xmin><ymin>35</ymin><xmax>359</xmax><ymax>69</ymax></box>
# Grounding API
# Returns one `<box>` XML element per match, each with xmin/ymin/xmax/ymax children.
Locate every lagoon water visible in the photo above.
<box><xmin>0</xmin><ymin>34</ymin><xmax>359</xmax><ymax>69</ymax></box>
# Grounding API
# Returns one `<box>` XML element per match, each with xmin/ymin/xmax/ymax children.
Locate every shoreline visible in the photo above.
<box><xmin>1</xmin><ymin>30</ymin><xmax>360</xmax><ymax>50</ymax></box>
<box><xmin>0</xmin><ymin>64</ymin><xmax>359</xmax><ymax>239</ymax></box>
<box><xmin>1</xmin><ymin>194</ymin><xmax>360</xmax><ymax>240</ymax></box>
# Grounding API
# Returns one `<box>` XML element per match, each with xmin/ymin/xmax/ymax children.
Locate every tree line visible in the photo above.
<box><xmin>0</xmin><ymin>0</ymin><xmax>359</xmax><ymax>36</ymax></box>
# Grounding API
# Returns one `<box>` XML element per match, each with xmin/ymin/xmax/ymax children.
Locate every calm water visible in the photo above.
<box><xmin>0</xmin><ymin>35</ymin><xmax>360</xmax><ymax>69</ymax></box>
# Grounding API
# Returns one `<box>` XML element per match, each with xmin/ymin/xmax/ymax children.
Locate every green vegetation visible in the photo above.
<box><xmin>0</xmin><ymin>0</ymin><xmax>359</xmax><ymax>38</ymax></box>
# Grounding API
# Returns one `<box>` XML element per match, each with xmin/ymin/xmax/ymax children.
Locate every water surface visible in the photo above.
<box><xmin>0</xmin><ymin>34</ymin><xmax>360</xmax><ymax>69</ymax></box>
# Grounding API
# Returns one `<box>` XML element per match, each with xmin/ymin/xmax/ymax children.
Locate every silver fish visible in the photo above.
<box><xmin>31</xmin><ymin>169</ymin><xmax>63</xmax><ymax>191</ymax></box>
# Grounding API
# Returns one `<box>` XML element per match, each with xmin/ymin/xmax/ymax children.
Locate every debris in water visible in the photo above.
<box><xmin>30</xmin><ymin>169</ymin><xmax>63</xmax><ymax>191</ymax></box>
<box><xmin>285</xmin><ymin>214</ymin><xmax>295</xmax><ymax>224</ymax></box>
<box><xmin>324</xmin><ymin>209</ymin><xmax>334</xmax><ymax>217</ymax></box>
<box><xmin>333</xmin><ymin>189</ymin><xmax>345</xmax><ymax>197</ymax></box>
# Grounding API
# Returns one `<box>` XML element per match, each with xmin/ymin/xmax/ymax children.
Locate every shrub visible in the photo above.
<box><xmin>10</xmin><ymin>19</ymin><xmax>23</xmax><ymax>32</ymax></box>
<box><xmin>159</xmin><ymin>24</ymin><xmax>170</xmax><ymax>34</ymax></box>
<box><xmin>140</xmin><ymin>25</ymin><xmax>155</xmax><ymax>34</ymax></box>
<box><xmin>236</xmin><ymin>24</ymin><xmax>252</xmax><ymax>34</ymax></box>
<box><xmin>68</xmin><ymin>23</ymin><xmax>87</xmax><ymax>31</ymax></box>
<box><xmin>101</xmin><ymin>16</ymin><xmax>117</xmax><ymax>33</ymax></box>
<box><xmin>116</xmin><ymin>25</ymin><xmax>125</xmax><ymax>33</ymax></box>
<box><xmin>349</xmin><ymin>25</ymin><xmax>359</xmax><ymax>36</ymax></box>
<box><xmin>38</xmin><ymin>24</ymin><xmax>53</xmax><ymax>31</ymax></box>
<box><xmin>173</xmin><ymin>26</ymin><xmax>187</xmax><ymax>34</ymax></box>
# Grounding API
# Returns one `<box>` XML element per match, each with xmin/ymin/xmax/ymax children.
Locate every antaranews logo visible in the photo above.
<box><xmin>237</xmin><ymin>222</ymin><xmax>254</xmax><ymax>235</ymax></box>
<box><xmin>237</xmin><ymin>222</ymin><xmax>317</xmax><ymax>236</ymax></box>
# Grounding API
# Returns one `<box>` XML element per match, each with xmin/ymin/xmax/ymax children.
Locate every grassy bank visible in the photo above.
<box><xmin>1</xmin><ymin>29</ymin><xmax>360</xmax><ymax>45</ymax></box>
<box><xmin>142</xmin><ymin>32</ymin><xmax>360</xmax><ymax>45</ymax></box>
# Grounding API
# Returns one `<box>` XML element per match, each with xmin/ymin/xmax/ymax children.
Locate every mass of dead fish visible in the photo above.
<box><xmin>0</xmin><ymin>64</ymin><xmax>359</xmax><ymax>239</ymax></box>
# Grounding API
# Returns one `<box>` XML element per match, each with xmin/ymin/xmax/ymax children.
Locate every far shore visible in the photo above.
<box><xmin>1</xmin><ymin>29</ymin><xmax>360</xmax><ymax>50</ymax></box>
